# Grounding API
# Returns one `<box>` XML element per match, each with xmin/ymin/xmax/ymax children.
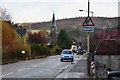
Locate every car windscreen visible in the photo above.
<box><xmin>62</xmin><ymin>51</ymin><xmax>72</xmax><ymax>54</ymax></box>
<box><xmin>77</xmin><ymin>49</ymin><xmax>83</xmax><ymax>51</ymax></box>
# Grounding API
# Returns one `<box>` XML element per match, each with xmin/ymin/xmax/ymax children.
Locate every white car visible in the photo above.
<box><xmin>60</xmin><ymin>49</ymin><xmax>74</xmax><ymax>62</ymax></box>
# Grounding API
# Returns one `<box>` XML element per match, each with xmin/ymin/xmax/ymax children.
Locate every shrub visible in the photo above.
<box><xmin>16</xmin><ymin>37</ymin><xmax>31</xmax><ymax>60</ymax></box>
<box><xmin>31</xmin><ymin>44</ymin><xmax>49</xmax><ymax>58</ymax></box>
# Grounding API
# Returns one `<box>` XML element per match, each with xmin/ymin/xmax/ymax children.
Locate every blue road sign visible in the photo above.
<box><xmin>83</xmin><ymin>26</ymin><xmax>94</xmax><ymax>32</ymax></box>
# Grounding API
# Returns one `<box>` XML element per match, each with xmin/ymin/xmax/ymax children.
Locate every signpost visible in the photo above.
<box><xmin>83</xmin><ymin>26</ymin><xmax>94</xmax><ymax>32</ymax></box>
<box><xmin>83</xmin><ymin>16</ymin><xmax>94</xmax><ymax>32</ymax></box>
<box><xmin>82</xmin><ymin>3</ymin><xmax>94</xmax><ymax>75</ymax></box>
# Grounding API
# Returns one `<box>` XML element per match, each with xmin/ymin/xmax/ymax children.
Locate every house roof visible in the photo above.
<box><xmin>95</xmin><ymin>39</ymin><xmax>120</xmax><ymax>55</ymax></box>
<box><xmin>16</xmin><ymin>28</ymin><xmax>27</xmax><ymax>37</ymax></box>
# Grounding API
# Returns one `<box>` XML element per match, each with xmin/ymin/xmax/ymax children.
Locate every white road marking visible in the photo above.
<box><xmin>5</xmin><ymin>72</ymin><xmax>14</xmax><ymax>76</ymax></box>
<box><xmin>64</xmin><ymin>65</ymin><xmax>69</xmax><ymax>69</ymax></box>
<box><xmin>32</xmin><ymin>65</ymin><xmax>38</xmax><ymax>67</ymax></box>
<box><xmin>57</xmin><ymin>69</ymin><xmax>63</xmax><ymax>74</ymax></box>
<box><xmin>41</xmin><ymin>62</ymin><xmax>47</xmax><ymax>64</ymax></box>
<box><xmin>18</xmin><ymin>68</ymin><xmax>28</xmax><ymax>72</ymax></box>
<box><xmin>0</xmin><ymin>75</ymin><xmax>3</xmax><ymax>78</ymax></box>
<box><xmin>2</xmin><ymin>68</ymin><xmax>30</xmax><ymax>77</ymax></box>
<box><xmin>52</xmin><ymin>65</ymin><xmax>70</xmax><ymax>79</ymax></box>
<box><xmin>2</xmin><ymin>74</ymin><xmax>6</xmax><ymax>77</ymax></box>
<box><xmin>0</xmin><ymin>74</ymin><xmax>6</xmax><ymax>78</ymax></box>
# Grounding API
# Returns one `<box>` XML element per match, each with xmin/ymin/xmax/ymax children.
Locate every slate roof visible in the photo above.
<box><xmin>95</xmin><ymin>39</ymin><xmax>120</xmax><ymax>55</ymax></box>
<box><xmin>16</xmin><ymin>28</ymin><xmax>27</xmax><ymax>37</ymax></box>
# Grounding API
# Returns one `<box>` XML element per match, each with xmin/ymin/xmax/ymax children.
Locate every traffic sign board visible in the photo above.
<box><xmin>83</xmin><ymin>26</ymin><xmax>94</xmax><ymax>32</ymax></box>
<box><xmin>83</xmin><ymin>16</ymin><xmax>94</xmax><ymax>26</ymax></box>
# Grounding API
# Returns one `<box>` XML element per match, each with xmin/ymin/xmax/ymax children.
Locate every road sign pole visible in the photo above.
<box><xmin>87</xmin><ymin>33</ymin><xmax>90</xmax><ymax>55</ymax></box>
<box><xmin>88</xmin><ymin>0</ymin><xmax>90</xmax><ymax>17</ymax></box>
<box><xmin>82</xmin><ymin>0</ymin><xmax>94</xmax><ymax>75</ymax></box>
<box><xmin>87</xmin><ymin>32</ymin><xmax>91</xmax><ymax>75</ymax></box>
<box><xmin>87</xmin><ymin>0</ymin><xmax>90</xmax><ymax>75</ymax></box>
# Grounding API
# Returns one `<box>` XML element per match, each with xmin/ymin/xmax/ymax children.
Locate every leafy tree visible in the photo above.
<box><xmin>57</xmin><ymin>29</ymin><xmax>72</xmax><ymax>49</ymax></box>
<box><xmin>2</xmin><ymin>21</ymin><xmax>18</xmax><ymax>54</ymax></box>
<box><xmin>28</xmin><ymin>31</ymin><xmax>48</xmax><ymax>45</ymax></box>
<box><xmin>2</xmin><ymin>21</ymin><xmax>18</xmax><ymax>62</ymax></box>
<box><xmin>2</xmin><ymin>21</ymin><xmax>31</xmax><ymax>63</ymax></box>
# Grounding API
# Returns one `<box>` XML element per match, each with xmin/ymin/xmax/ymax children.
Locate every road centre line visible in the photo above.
<box><xmin>2</xmin><ymin>74</ymin><xmax>6</xmax><ymax>77</ymax></box>
<box><xmin>0</xmin><ymin>72</ymin><xmax>10</xmax><ymax>78</ymax></box>
<box><xmin>0</xmin><ymin>74</ymin><xmax>5</xmax><ymax>78</ymax></box>
<box><xmin>18</xmin><ymin>68</ymin><xmax>28</xmax><ymax>72</ymax></box>
<box><xmin>32</xmin><ymin>65</ymin><xmax>38</xmax><ymax>67</ymax></box>
<box><xmin>5</xmin><ymin>72</ymin><xmax>14</xmax><ymax>76</ymax></box>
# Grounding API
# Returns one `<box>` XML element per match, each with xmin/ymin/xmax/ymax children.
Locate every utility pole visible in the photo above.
<box><xmin>87</xmin><ymin>0</ymin><xmax>90</xmax><ymax>75</ymax></box>
<box><xmin>80</xmin><ymin>0</ymin><xmax>94</xmax><ymax>75</ymax></box>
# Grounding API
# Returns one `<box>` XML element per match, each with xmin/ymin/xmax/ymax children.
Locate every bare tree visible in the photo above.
<box><xmin>0</xmin><ymin>7</ymin><xmax>11</xmax><ymax>21</ymax></box>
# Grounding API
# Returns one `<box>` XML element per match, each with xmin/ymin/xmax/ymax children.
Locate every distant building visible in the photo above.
<box><xmin>71</xmin><ymin>42</ymin><xmax>77</xmax><ymax>50</ymax></box>
<box><xmin>16</xmin><ymin>28</ymin><xmax>27</xmax><ymax>37</ymax></box>
<box><xmin>50</xmin><ymin>12</ymin><xmax>57</xmax><ymax>45</ymax></box>
<box><xmin>94</xmin><ymin>39</ymin><xmax>120</xmax><ymax>78</ymax></box>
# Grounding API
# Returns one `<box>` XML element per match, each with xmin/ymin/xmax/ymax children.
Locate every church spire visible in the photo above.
<box><xmin>51</xmin><ymin>11</ymin><xmax>56</xmax><ymax>28</ymax></box>
<box><xmin>50</xmin><ymin>11</ymin><xmax>57</xmax><ymax>45</ymax></box>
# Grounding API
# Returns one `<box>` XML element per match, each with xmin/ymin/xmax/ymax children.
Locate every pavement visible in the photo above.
<box><xmin>55</xmin><ymin>54</ymin><xmax>89</xmax><ymax>79</ymax></box>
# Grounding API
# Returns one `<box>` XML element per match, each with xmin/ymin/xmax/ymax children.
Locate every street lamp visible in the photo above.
<box><xmin>79</xmin><ymin>10</ymin><xmax>93</xmax><ymax>17</ymax></box>
<box><xmin>79</xmin><ymin>0</ymin><xmax>94</xmax><ymax>75</ymax></box>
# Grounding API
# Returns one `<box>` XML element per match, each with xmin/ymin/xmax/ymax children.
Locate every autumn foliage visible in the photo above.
<box><xmin>2</xmin><ymin>21</ymin><xmax>18</xmax><ymax>54</ymax></box>
<box><xmin>2</xmin><ymin>21</ymin><xmax>18</xmax><ymax>63</ymax></box>
<box><xmin>28</xmin><ymin>31</ymin><xmax>48</xmax><ymax>45</ymax></box>
<box><xmin>2</xmin><ymin>21</ymin><xmax>31</xmax><ymax>63</ymax></box>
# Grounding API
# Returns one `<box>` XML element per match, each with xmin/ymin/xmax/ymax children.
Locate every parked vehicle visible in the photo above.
<box><xmin>76</xmin><ymin>49</ymin><xmax>86</xmax><ymax>55</ymax></box>
<box><xmin>107</xmin><ymin>68</ymin><xmax>120</xmax><ymax>80</ymax></box>
<box><xmin>60</xmin><ymin>49</ymin><xmax>74</xmax><ymax>62</ymax></box>
<box><xmin>72</xmin><ymin>49</ymin><xmax>76</xmax><ymax>53</ymax></box>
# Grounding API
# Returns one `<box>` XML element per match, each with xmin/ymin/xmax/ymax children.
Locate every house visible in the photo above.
<box><xmin>94</xmin><ymin>39</ymin><xmax>120</xmax><ymax>78</ymax></box>
<box><xmin>16</xmin><ymin>28</ymin><xmax>27</xmax><ymax>37</ymax></box>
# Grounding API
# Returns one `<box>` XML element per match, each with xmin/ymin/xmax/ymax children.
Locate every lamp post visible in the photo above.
<box><xmin>79</xmin><ymin>10</ymin><xmax>93</xmax><ymax>17</ymax></box>
<box><xmin>79</xmin><ymin>0</ymin><xmax>93</xmax><ymax>75</ymax></box>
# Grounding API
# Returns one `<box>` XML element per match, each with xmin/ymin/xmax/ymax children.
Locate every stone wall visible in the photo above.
<box><xmin>94</xmin><ymin>55</ymin><xmax>120</xmax><ymax>78</ymax></box>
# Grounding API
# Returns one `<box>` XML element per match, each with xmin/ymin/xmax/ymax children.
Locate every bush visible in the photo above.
<box><xmin>50</xmin><ymin>48</ymin><xmax>55</xmax><ymax>56</ymax></box>
<box><xmin>49</xmin><ymin>46</ymin><xmax>62</xmax><ymax>56</ymax></box>
<box><xmin>55</xmin><ymin>47</ymin><xmax>62</xmax><ymax>55</ymax></box>
<box><xmin>41</xmin><ymin>46</ymin><xmax>49</xmax><ymax>56</ymax></box>
<box><xmin>31</xmin><ymin>44</ymin><xmax>49</xmax><ymax>58</ymax></box>
<box><xmin>16</xmin><ymin>35</ymin><xmax>31</xmax><ymax>60</ymax></box>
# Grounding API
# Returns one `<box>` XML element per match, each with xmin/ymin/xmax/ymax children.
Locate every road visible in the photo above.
<box><xmin>1</xmin><ymin>55</ymin><xmax>81</xmax><ymax>79</ymax></box>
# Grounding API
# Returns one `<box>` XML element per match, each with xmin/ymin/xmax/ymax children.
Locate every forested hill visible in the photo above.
<box><xmin>19</xmin><ymin>17</ymin><xmax>119</xmax><ymax>31</ymax></box>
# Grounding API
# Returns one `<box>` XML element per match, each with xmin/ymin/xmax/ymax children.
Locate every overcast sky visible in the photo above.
<box><xmin>0</xmin><ymin>0</ymin><xmax>119</xmax><ymax>23</ymax></box>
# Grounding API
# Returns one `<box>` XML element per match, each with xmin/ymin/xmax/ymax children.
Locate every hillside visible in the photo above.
<box><xmin>19</xmin><ymin>17</ymin><xmax>119</xmax><ymax>31</ymax></box>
